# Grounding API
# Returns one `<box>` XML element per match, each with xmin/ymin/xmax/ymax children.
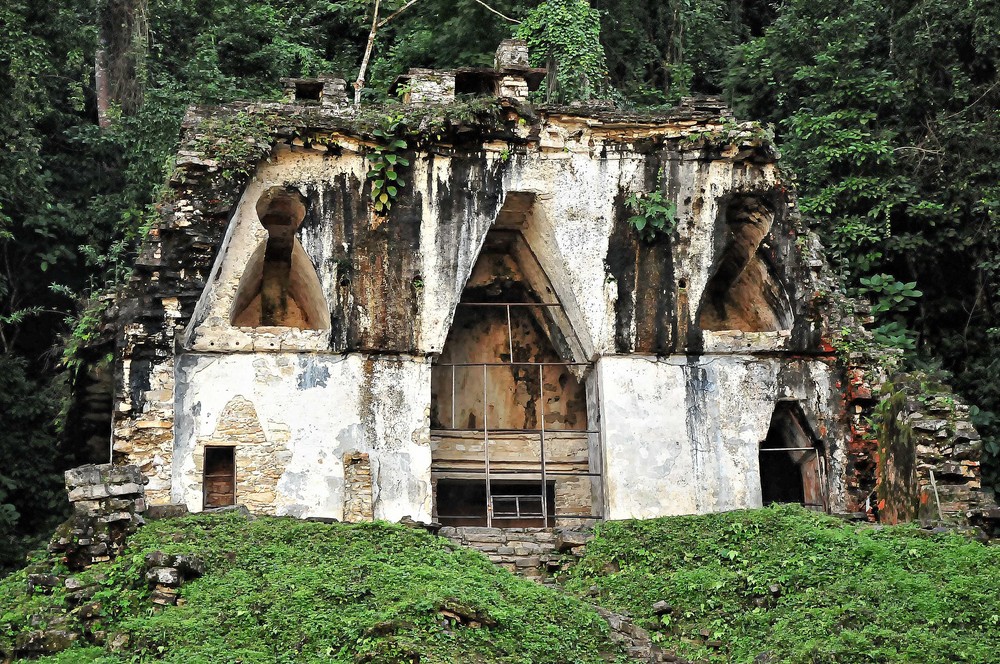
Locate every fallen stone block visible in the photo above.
<box><xmin>555</xmin><ymin>530</ymin><xmax>591</xmax><ymax>552</ymax></box>
<box><xmin>146</xmin><ymin>567</ymin><xmax>181</xmax><ymax>586</ymax></box>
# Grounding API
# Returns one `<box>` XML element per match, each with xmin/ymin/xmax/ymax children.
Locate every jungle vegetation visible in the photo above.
<box><xmin>0</xmin><ymin>0</ymin><xmax>997</xmax><ymax>570</ymax></box>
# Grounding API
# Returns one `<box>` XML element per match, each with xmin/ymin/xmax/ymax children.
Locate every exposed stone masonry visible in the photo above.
<box><xmin>194</xmin><ymin>395</ymin><xmax>292</xmax><ymax>513</ymax></box>
<box><xmin>9</xmin><ymin>467</ymin><xmax>208</xmax><ymax>660</ymax></box>
<box><xmin>438</xmin><ymin>525</ymin><xmax>591</xmax><ymax>581</ymax></box>
<box><xmin>439</xmin><ymin>525</ymin><xmax>684</xmax><ymax>662</ymax></box>
<box><xmin>875</xmin><ymin>374</ymin><xmax>993</xmax><ymax>523</ymax></box>
<box><xmin>48</xmin><ymin>464</ymin><xmax>147</xmax><ymax>570</ymax></box>
<box><xmin>105</xmin><ymin>36</ymin><xmax>996</xmax><ymax>528</ymax></box>
<box><xmin>343</xmin><ymin>451</ymin><xmax>374</xmax><ymax>522</ymax></box>
<box><xmin>143</xmin><ymin>550</ymin><xmax>206</xmax><ymax>607</ymax></box>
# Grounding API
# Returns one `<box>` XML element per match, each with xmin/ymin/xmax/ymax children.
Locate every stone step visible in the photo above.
<box><xmin>441</xmin><ymin>526</ymin><xmax>691</xmax><ymax>662</ymax></box>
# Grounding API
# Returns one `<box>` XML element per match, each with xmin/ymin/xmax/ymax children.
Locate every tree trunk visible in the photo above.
<box><xmin>96</xmin><ymin>0</ymin><xmax>149</xmax><ymax>123</ymax></box>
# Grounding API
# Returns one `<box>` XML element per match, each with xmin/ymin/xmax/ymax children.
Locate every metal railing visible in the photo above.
<box><xmin>431</xmin><ymin>302</ymin><xmax>601</xmax><ymax>527</ymax></box>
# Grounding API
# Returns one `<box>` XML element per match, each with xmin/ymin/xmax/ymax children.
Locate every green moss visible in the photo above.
<box><xmin>0</xmin><ymin>514</ymin><xmax>613</xmax><ymax>663</ymax></box>
<box><xmin>874</xmin><ymin>383</ymin><xmax>920</xmax><ymax>523</ymax></box>
<box><xmin>192</xmin><ymin>110</ymin><xmax>275</xmax><ymax>177</ymax></box>
<box><xmin>564</xmin><ymin>504</ymin><xmax>1000</xmax><ymax>663</ymax></box>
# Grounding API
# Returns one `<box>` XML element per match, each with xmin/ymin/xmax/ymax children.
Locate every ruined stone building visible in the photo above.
<box><xmin>110</xmin><ymin>41</ymin><xmax>992</xmax><ymax>527</ymax></box>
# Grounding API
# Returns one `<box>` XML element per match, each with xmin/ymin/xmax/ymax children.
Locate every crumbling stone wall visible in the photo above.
<box><xmin>439</xmin><ymin>525</ymin><xmax>591</xmax><ymax>581</ymax></box>
<box><xmin>106</xmin><ymin>42</ymin><xmax>992</xmax><ymax>526</ymax></box>
<box><xmin>49</xmin><ymin>464</ymin><xmax>147</xmax><ymax>570</ymax></box>
<box><xmin>875</xmin><ymin>375</ymin><xmax>992</xmax><ymax>523</ymax></box>
<box><xmin>110</xmin><ymin>92</ymin><xmax>847</xmax><ymax>521</ymax></box>
<box><xmin>190</xmin><ymin>395</ymin><xmax>292</xmax><ymax>513</ymax></box>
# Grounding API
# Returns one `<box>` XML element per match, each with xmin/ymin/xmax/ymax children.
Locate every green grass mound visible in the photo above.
<box><xmin>564</xmin><ymin>504</ymin><xmax>1000</xmax><ymax>663</ymax></box>
<box><xmin>0</xmin><ymin>513</ymin><xmax>615</xmax><ymax>663</ymax></box>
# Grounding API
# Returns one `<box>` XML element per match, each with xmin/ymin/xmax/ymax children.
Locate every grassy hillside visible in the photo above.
<box><xmin>4</xmin><ymin>506</ymin><xmax>1000</xmax><ymax>663</ymax></box>
<box><xmin>0</xmin><ymin>514</ymin><xmax>616</xmax><ymax>663</ymax></box>
<box><xmin>565</xmin><ymin>505</ymin><xmax>1000</xmax><ymax>663</ymax></box>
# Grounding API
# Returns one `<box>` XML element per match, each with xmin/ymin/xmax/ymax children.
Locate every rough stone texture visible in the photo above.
<box><xmin>281</xmin><ymin>75</ymin><xmax>349</xmax><ymax>107</ymax></box>
<box><xmin>495</xmin><ymin>39</ymin><xmax>530</xmax><ymax>69</ymax></box>
<box><xmin>49</xmin><ymin>464</ymin><xmax>147</xmax><ymax>571</ymax></box>
<box><xmin>142</xmin><ymin>551</ymin><xmax>206</xmax><ymax>607</ymax></box>
<box><xmin>189</xmin><ymin>395</ymin><xmax>291</xmax><ymax>513</ymax></box>
<box><xmin>343</xmin><ymin>452</ymin><xmax>374</xmax><ymax>522</ymax></box>
<box><xmin>170</xmin><ymin>353</ymin><xmax>432</xmax><ymax>521</ymax></box>
<box><xmin>107</xmin><ymin>46</ymin><xmax>992</xmax><ymax>525</ymax></box>
<box><xmin>402</xmin><ymin>69</ymin><xmax>456</xmax><ymax>105</ymax></box>
<box><xmin>439</xmin><ymin>525</ymin><xmax>590</xmax><ymax>581</ymax></box>
<box><xmin>871</xmin><ymin>374</ymin><xmax>995</xmax><ymax>523</ymax></box>
<box><xmin>442</xmin><ymin>524</ymin><xmax>683</xmax><ymax>662</ymax></box>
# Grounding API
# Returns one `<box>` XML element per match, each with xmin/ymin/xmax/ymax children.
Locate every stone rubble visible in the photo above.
<box><xmin>143</xmin><ymin>550</ymin><xmax>207</xmax><ymax>607</ymax></box>
<box><xmin>438</xmin><ymin>525</ymin><xmax>686</xmax><ymax>662</ymax></box>
<box><xmin>47</xmin><ymin>464</ymin><xmax>148</xmax><ymax>570</ymax></box>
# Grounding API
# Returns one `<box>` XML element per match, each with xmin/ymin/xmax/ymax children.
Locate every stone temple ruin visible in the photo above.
<box><xmin>108</xmin><ymin>40</ymin><xmax>995</xmax><ymax>529</ymax></box>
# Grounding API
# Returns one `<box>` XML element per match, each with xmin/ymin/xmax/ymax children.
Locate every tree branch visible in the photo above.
<box><xmin>378</xmin><ymin>0</ymin><xmax>419</xmax><ymax>28</ymax></box>
<box><xmin>472</xmin><ymin>0</ymin><xmax>520</xmax><ymax>24</ymax></box>
<box><xmin>354</xmin><ymin>0</ymin><xmax>383</xmax><ymax>106</ymax></box>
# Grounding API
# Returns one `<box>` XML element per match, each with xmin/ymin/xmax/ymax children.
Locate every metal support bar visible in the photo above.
<box><xmin>433</xmin><ymin>427</ymin><xmax>598</xmax><ymax>434</ymax></box>
<box><xmin>506</xmin><ymin>304</ymin><xmax>514</xmax><ymax>360</ymax></box>
<box><xmin>483</xmin><ymin>363</ymin><xmax>491</xmax><ymax>528</ymax></box>
<box><xmin>457</xmin><ymin>302</ymin><xmax>562</xmax><ymax>307</ymax></box>
<box><xmin>431</xmin><ymin>468</ymin><xmax>602</xmax><ymax>477</ymax></box>
<box><xmin>437</xmin><ymin>361</ymin><xmax>590</xmax><ymax>367</ymax></box>
<box><xmin>759</xmin><ymin>447</ymin><xmax>818</xmax><ymax>452</ymax></box>
<box><xmin>539</xmin><ymin>363</ymin><xmax>548</xmax><ymax>526</ymax></box>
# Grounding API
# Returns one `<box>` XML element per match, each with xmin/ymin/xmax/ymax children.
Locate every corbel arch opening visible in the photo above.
<box><xmin>759</xmin><ymin>401</ymin><xmax>827</xmax><ymax>511</ymax></box>
<box><xmin>430</xmin><ymin>192</ymin><xmax>599</xmax><ymax>528</ymax></box>
<box><xmin>231</xmin><ymin>187</ymin><xmax>330</xmax><ymax>330</ymax></box>
<box><xmin>697</xmin><ymin>195</ymin><xmax>792</xmax><ymax>332</ymax></box>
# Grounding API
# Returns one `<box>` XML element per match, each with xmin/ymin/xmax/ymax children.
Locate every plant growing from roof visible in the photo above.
<box><xmin>367</xmin><ymin>121</ymin><xmax>409</xmax><ymax>213</ymax></box>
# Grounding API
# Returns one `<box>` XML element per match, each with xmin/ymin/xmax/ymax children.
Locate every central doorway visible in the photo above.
<box><xmin>429</xmin><ymin>195</ymin><xmax>601</xmax><ymax>528</ymax></box>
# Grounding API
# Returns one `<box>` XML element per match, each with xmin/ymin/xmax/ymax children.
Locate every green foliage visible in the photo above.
<box><xmin>873</xmin><ymin>383</ymin><xmax>920</xmax><ymax>522</ymax></box>
<box><xmin>366</xmin><ymin>115</ymin><xmax>410</xmax><ymax>214</ymax></box>
<box><xmin>625</xmin><ymin>190</ymin><xmax>677</xmax><ymax>242</ymax></box>
<box><xmin>0</xmin><ymin>356</ymin><xmax>71</xmax><ymax>575</ymax></box>
<box><xmin>597</xmin><ymin>0</ymin><xmax>757</xmax><ymax>104</ymax></box>
<box><xmin>515</xmin><ymin>0</ymin><xmax>609</xmax><ymax>102</ymax></box>
<box><xmin>193</xmin><ymin>110</ymin><xmax>274</xmax><ymax>178</ymax></box>
<box><xmin>728</xmin><ymin>0</ymin><xmax>1000</xmax><ymax>490</ymax></box>
<box><xmin>363</xmin><ymin>0</ymin><xmax>533</xmax><ymax>96</ymax></box>
<box><xmin>856</xmin><ymin>274</ymin><xmax>923</xmax><ymax>350</ymax></box>
<box><xmin>566</xmin><ymin>505</ymin><xmax>1000</xmax><ymax>663</ymax></box>
<box><xmin>0</xmin><ymin>514</ymin><xmax>615</xmax><ymax>662</ymax></box>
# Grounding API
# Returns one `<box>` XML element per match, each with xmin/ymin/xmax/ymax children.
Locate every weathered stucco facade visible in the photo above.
<box><xmin>110</xmin><ymin>43</ymin><xmax>991</xmax><ymax>526</ymax></box>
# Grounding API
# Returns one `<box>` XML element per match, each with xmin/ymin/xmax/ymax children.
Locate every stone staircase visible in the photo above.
<box><xmin>437</xmin><ymin>525</ymin><xmax>685</xmax><ymax>663</ymax></box>
<box><xmin>437</xmin><ymin>526</ymin><xmax>589</xmax><ymax>580</ymax></box>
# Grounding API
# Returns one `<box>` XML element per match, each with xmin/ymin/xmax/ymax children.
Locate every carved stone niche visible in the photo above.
<box><xmin>231</xmin><ymin>187</ymin><xmax>330</xmax><ymax>331</ymax></box>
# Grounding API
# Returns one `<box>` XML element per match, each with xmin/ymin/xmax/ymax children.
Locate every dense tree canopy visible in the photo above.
<box><xmin>0</xmin><ymin>0</ymin><xmax>997</xmax><ymax>570</ymax></box>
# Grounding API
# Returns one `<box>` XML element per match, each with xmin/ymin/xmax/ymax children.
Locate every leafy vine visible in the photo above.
<box><xmin>367</xmin><ymin>118</ymin><xmax>410</xmax><ymax>214</ymax></box>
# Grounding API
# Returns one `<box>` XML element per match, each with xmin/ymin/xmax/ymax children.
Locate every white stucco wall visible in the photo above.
<box><xmin>597</xmin><ymin>354</ymin><xmax>842</xmax><ymax>520</ymax></box>
<box><xmin>172</xmin><ymin>352</ymin><xmax>433</xmax><ymax>521</ymax></box>
<box><xmin>185</xmin><ymin>141</ymin><xmax>787</xmax><ymax>360</ymax></box>
<box><xmin>157</xmin><ymin>119</ymin><xmax>841</xmax><ymax>522</ymax></box>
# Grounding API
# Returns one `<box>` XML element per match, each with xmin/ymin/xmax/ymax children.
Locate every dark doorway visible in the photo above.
<box><xmin>204</xmin><ymin>446</ymin><xmax>236</xmax><ymax>508</ymax></box>
<box><xmin>759</xmin><ymin>402</ymin><xmax>826</xmax><ymax>510</ymax></box>
<box><xmin>436</xmin><ymin>479</ymin><xmax>555</xmax><ymax>527</ymax></box>
<box><xmin>759</xmin><ymin>443</ymin><xmax>806</xmax><ymax>504</ymax></box>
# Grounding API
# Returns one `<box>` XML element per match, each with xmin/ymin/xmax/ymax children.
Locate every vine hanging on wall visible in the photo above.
<box><xmin>366</xmin><ymin>116</ymin><xmax>410</xmax><ymax>214</ymax></box>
